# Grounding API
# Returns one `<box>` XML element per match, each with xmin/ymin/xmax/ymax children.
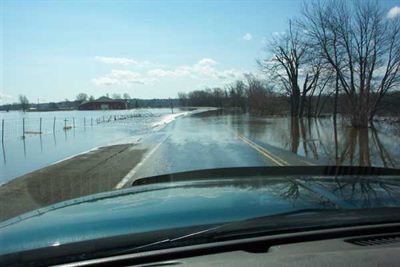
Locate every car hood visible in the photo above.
<box><xmin>2</xmin><ymin>166</ymin><xmax>400</xmax><ymax>256</ymax></box>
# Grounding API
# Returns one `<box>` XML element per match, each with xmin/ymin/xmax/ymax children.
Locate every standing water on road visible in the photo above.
<box><xmin>197</xmin><ymin>110</ymin><xmax>400</xmax><ymax>168</ymax></box>
<box><xmin>0</xmin><ymin>109</ymin><xmax>184</xmax><ymax>184</ymax></box>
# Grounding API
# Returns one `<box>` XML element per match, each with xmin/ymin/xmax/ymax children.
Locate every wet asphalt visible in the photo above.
<box><xmin>121</xmin><ymin>112</ymin><xmax>317</xmax><ymax>186</ymax></box>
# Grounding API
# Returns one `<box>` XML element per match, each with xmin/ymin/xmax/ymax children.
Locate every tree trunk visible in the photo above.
<box><xmin>351</xmin><ymin>108</ymin><xmax>369</xmax><ymax>128</ymax></box>
<box><xmin>290</xmin><ymin>117</ymin><xmax>300</xmax><ymax>153</ymax></box>
<box><xmin>291</xmin><ymin>86</ymin><xmax>301</xmax><ymax>117</ymax></box>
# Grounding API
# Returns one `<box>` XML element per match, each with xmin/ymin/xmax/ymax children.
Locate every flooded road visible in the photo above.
<box><xmin>231</xmin><ymin>113</ymin><xmax>400</xmax><ymax>168</ymax></box>
<box><xmin>1</xmin><ymin>109</ymin><xmax>399</xmax><ymax>220</ymax></box>
<box><xmin>1</xmin><ymin>109</ymin><xmax>399</xmax><ymax>186</ymax></box>
<box><xmin>121</xmin><ymin>110</ymin><xmax>400</xmax><ymax>185</ymax></box>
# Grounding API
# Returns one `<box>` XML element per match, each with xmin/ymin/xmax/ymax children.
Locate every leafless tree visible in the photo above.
<box><xmin>260</xmin><ymin>20</ymin><xmax>322</xmax><ymax>117</ymax></box>
<box><xmin>75</xmin><ymin>93</ymin><xmax>88</xmax><ymax>102</ymax></box>
<box><xmin>245</xmin><ymin>74</ymin><xmax>274</xmax><ymax>115</ymax></box>
<box><xmin>19</xmin><ymin>95</ymin><xmax>29</xmax><ymax>112</ymax></box>
<box><xmin>178</xmin><ymin>92</ymin><xmax>188</xmax><ymax>106</ymax></box>
<box><xmin>123</xmin><ymin>93</ymin><xmax>131</xmax><ymax>100</ymax></box>
<box><xmin>301</xmin><ymin>0</ymin><xmax>400</xmax><ymax>128</ymax></box>
<box><xmin>227</xmin><ymin>80</ymin><xmax>247</xmax><ymax>110</ymax></box>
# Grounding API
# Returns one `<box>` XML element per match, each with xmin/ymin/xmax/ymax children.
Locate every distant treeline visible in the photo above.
<box><xmin>0</xmin><ymin>98</ymin><xmax>180</xmax><ymax>112</ymax></box>
<box><xmin>178</xmin><ymin>76</ymin><xmax>400</xmax><ymax>117</ymax></box>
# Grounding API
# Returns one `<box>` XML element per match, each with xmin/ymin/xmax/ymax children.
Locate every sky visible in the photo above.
<box><xmin>1</xmin><ymin>0</ymin><xmax>400</xmax><ymax>104</ymax></box>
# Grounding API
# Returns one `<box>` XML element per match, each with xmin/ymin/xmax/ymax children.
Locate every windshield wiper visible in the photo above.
<box><xmin>108</xmin><ymin>207</ymin><xmax>400</xmax><ymax>256</ymax></box>
<box><xmin>107</xmin><ymin>224</ymin><xmax>227</xmax><ymax>256</ymax></box>
<box><xmin>131</xmin><ymin>166</ymin><xmax>400</xmax><ymax>187</ymax></box>
<box><xmin>210</xmin><ymin>207</ymin><xmax>400</xmax><ymax>241</ymax></box>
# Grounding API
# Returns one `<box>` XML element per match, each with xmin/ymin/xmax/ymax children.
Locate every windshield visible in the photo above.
<box><xmin>1</xmin><ymin>0</ymin><xmax>400</xmax><ymax>263</ymax></box>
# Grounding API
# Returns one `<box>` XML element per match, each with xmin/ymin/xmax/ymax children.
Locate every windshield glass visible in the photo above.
<box><xmin>1</xmin><ymin>0</ymin><xmax>400</xmax><ymax>263</ymax></box>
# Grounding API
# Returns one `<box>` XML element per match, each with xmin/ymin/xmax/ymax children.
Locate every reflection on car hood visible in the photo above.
<box><xmin>2</xmin><ymin>170</ymin><xmax>400</xmax><ymax>255</ymax></box>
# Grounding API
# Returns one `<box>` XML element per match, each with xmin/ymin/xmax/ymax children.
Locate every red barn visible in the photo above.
<box><xmin>78</xmin><ymin>97</ymin><xmax>127</xmax><ymax>110</ymax></box>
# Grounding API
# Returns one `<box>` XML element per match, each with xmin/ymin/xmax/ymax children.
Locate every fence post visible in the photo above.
<box><xmin>22</xmin><ymin>118</ymin><xmax>25</xmax><ymax>138</ymax></box>
<box><xmin>91</xmin><ymin>118</ymin><xmax>93</xmax><ymax>126</ymax></box>
<box><xmin>39</xmin><ymin>118</ymin><xmax>42</xmax><ymax>134</ymax></box>
<box><xmin>1</xmin><ymin>119</ymin><xmax>4</xmax><ymax>144</ymax></box>
<box><xmin>73</xmin><ymin>118</ymin><xmax>75</xmax><ymax>128</ymax></box>
<box><xmin>53</xmin><ymin>117</ymin><xmax>56</xmax><ymax>133</ymax></box>
<box><xmin>84</xmin><ymin>117</ymin><xmax>86</xmax><ymax>127</ymax></box>
<box><xmin>64</xmin><ymin>118</ymin><xmax>67</xmax><ymax>129</ymax></box>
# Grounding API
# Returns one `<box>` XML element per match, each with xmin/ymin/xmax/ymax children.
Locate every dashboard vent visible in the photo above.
<box><xmin>346</xmin><ymin>234</ymin><xmax>400</xmax><ymax>247</ymax></box>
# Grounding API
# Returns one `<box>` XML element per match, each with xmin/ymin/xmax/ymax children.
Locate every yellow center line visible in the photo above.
<box><xmin>237</xmin><ymin>134</ymin><xmax>288</xmax><ymax>166</ymax></box>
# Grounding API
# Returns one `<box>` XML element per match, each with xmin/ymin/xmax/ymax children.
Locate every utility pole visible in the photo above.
<box><xmin>169</xmin><ymin>98</ymin><xmax>174</xmax><ymax>114</ymax></box>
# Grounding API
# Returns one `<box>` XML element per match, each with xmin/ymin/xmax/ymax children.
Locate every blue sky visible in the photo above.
<box><xmin>1</xmin><ymin>0</ymin><xmax>399</xmax><ymax>103</ymax></box>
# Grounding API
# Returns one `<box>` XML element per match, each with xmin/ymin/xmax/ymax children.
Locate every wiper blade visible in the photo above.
<box><xmin>212</xmin><ymin>207</ymin><xmax>400</xmax><ymax>241</ymax></box>
<box><xmin>109</xmin><ymin>225</ymin><xmax>226</xmax><ymax>256</ymax></box>
<box><xmin>111</xmin><ymin>208</ymin><xmax>347</xmax><ymax>255</ymax></box>
<box><xmin>131</xmin><ymin>166</ymin><xmax>400</xmax><ymax>187</ymax></box>
<box><xmin>114</xmin><ymin>207</ymin><xmax>400</xmax><ymax>255</ymax></box>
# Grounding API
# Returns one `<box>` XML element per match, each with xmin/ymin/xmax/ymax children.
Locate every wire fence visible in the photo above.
<box><xmin>1</xmin><ymin>112</ymin><xmax>162</xmax><ymax>143</ymax></box>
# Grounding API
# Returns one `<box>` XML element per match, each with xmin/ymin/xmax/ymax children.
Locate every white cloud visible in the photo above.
<box><xmin>197</xmin><ymin>58</ymin><xmax>217</xmax><ymax>66</ymax></box>
<box><xmin>146</xmin><ymin>59</ymin><xmax>215</xmax><ymax>79</ymax></box>
<box><xmin>147</xmin><ymin>67</ymin><xmax>191</xmax><ymax>78</ymax></box>
<box><xmin>93</xmin><ymin>58</ymin><xmax>248</xmax><ymax>88</ymax></box>
<box><xmin>242</xmin><ymin>33</ymin><xmax>253</xmax><ymax>41</ymax></box>
<box><xmin>94</xmin><ymin>56</ymin><xmax>161</xmax><ymax>68</ymax></box>
<box><xmin>146</xmin><ymin>58</ymin><xmax>242</xmax><ymax>81</ymax></box>
<box><xmin>388</xmin><ymin>6</ymin><xmax>400</xmax><ymax>19</ymax></box>
<box><xmin>94</xmin><ymin>56</ymin><xmax>138</xmax><ymax>65</ymax></box>
<box><xmin>92</xmin><ymin>70</ymin><xmax>146</xmax><ymax>86</ymax></box>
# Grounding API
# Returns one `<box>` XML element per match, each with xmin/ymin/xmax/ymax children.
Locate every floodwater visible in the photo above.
<box><xmin>1</xmin><ymin>109</ymin><xmax>399</xmax><ymax>185</ymax></box>
<box><xmin>228</xmin><ymin>112</ymin><xmax>400</xmax><ymax>168</ymax></box>
<box><xmin>0</xmin><ymin>109</ymin><xmax>181</xmax><ymax>184</ymax></box>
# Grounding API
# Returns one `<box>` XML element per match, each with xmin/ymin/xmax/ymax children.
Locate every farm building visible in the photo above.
<box><xmin>78</xmin><ymin>97</ymin><xmax>128</xmax><ymax>110</ymax></box>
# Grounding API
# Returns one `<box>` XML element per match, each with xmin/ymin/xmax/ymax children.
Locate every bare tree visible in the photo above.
<box><xmin>123</xmin><ymin>93</ymin><xmax>131</xmax><ymax>100</ymax></box>
<box><xmin>245</xmin><ymin>74</ymin><xmax>275</xmax><ymax>115</ymax></box>
<box><xmin>227</xmin><ymin>80</ymin><xmax>247</xmax><ymax>111</ymax></box>
<box><xmin>301</xmin><ymin>0</ymin><xmax>400</xmax><ymax>127</ymax></box>
<box><xmin>19</xmin><ymin>95</ymin><xmax>29</xmax><ymax>112</ymax></box>
<box><xmin>76</xmin><ymin>93</ymin><xmax>88</xmax><ymax>102</ymax></box>
<box><xmin>260</xmin><ymin>21</ymin><xmax>322</xmax><ymax>117</ymax></box>
<box><xmin>178</xmin><ymin>92</ymin><xmax>188</xmax><ymax>106</ymax></box>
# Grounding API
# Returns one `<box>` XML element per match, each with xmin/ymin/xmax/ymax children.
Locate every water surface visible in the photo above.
<box><xmin>0</xmin><ymin>109</ymin><xmax>179</xmax><ymax>184</ymax></box>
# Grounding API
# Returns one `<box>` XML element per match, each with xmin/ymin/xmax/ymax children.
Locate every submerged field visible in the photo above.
<box><xmin>0</xmin><ymin>108</ymin><xmax>183</xmax><ymax>184</ymax></box>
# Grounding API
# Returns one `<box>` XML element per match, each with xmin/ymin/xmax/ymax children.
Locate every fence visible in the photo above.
<box><xmin>1</xmin><ymin>112</ymin><xmax>161</xmax><ymax>144</ymax></box>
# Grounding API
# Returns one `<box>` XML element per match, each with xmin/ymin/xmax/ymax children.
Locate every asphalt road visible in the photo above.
<box><xmin>118</xmin><ymin>111</ymin><xmax>317</xmax><ymax>188</ymax></box>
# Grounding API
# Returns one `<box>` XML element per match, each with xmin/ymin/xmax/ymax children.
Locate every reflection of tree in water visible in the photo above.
<box><xmin>371</xmin><ymin>128</ymin><xmax>396</xmax><ymax>168</ymax></box>
<box><xmin>288</xmin><ymin>117</ymin><xmax>395</xmax><ymax>167</ymax></box>
<box><xmin>289</xmin><ymin>117</ymin><xmax>329</xmax><ymax>160</ymax></box>
<box><xmin>290</xmin><ymin>117</ymin><xmax>300</xmax><ymax>153</ymax></box>
<box><xmin>336</xmin><ymin>126</ymin><xmax>395</xmax><ymax>167</ymax></box>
